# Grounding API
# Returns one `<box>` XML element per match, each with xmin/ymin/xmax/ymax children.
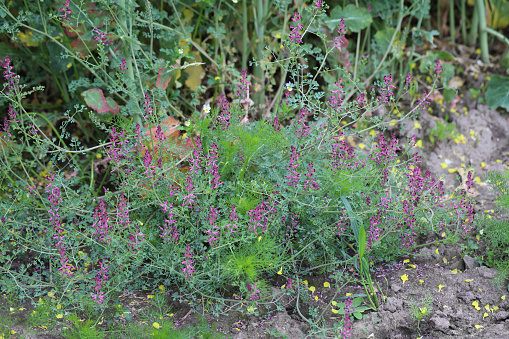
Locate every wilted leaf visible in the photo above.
<box><xmin>326</xmin><ymin>5</ymin><xmax>372</xmax><ymax>32</ymax></box>
<box><xmin>81</xmin><ymin>89</ymin><xmax>109</xmax><ymax>113</ymax></box>
<box><xmin>17</xmin><ymin>30</ymin><xmax>43</xmax><ymax>47</ymax></box>
<box><xmin>70</xmin><ymin>38</ymin><xmax>98</xmax><ymax>58</ymax></box>
<box><xmin>184</xmin><ymin>51</ymin><xmax>204</xmax><ymax>91</ymax></box>
<box><xmin>486</xmin><ymin>75</ymin><xmax>509</xmax><ymax>110</ymax></box>
<box><xmin>156</xmin><ymin>67</ymin><xmax>172</xmax><ymax>90</ymax></box>
<box><xmin>105</xmin><ymin>97</ymin><xmax>119</xmax><ymax>114</ymax></box>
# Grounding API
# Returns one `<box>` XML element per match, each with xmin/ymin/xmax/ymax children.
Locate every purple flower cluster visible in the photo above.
<box><xmin>379</xmin><ymin>74</ymin><xmax>396</xmax><ymax>104</ymax></box>
<box><xmin>143</xmin><ymin>92</ymin><xmax>153</xmax><ymax>119</ymax></box>
<box><xmin>338</xmin><ymin>298</ymin><xmax>353</xmax><ymax>338</ymax></box>
<box><xmin>205</xmin><ymin>142</ymin><xmax>222</xmax><ymax>189</ymax></box>
<box><xmin>182</xmin><ymin>176</ymin><xmax>197</xmax><ymax>209</ymax></box>
<box><xmin>289</xmin><ymin>12</ymin><xmax>304</xmax><ymax>44</ymax></box>
<box><xmin>435</xmin><ymin>59</ymin><xmax>443</xmax><ymax>78</ymax></box>
<box><xmin>91</xmin><ymin>258</ymin><xmax>110</xmax><ymax>305</ymax></box>
<box><xmin>285</xmin><ymin>145</ymin><xmax>300</xmax><ymax>187</ymax></box>
<box><xmin>370</xmin><ymin>133</ymin><xmax>400</xmax><ymax>168</ymax></box>
<box><xmin>0</xmin><ymin>56</ymin><xmax>20</xmax><ymax>96</ymax></box>
<box><xmin>247</xmin><ymin>201</ymin><xmax>277</xmax><ymax>236</ymax></box>
<box><xmin>404</xmin><ymin>72</ymin><xmax>413</xmax><ymax>89</ymax></box>
<box><xmin>205</xmin><ymin>206</ymin><xmax>220</xmax><ymax>246</ymax></box>
<box><xmin>224</xmin><ymin>205</ymin><xmax>239</xmax><ymax>235</ymax></box>
<box><xmin>181</xmin><ymin>244</ymin><xmax>195</xmax><ymax>279</ymax></box>
<box><xmin>1</xmin><ymin>105</ymin><xmax>19</xmax><ymax>142</ymax></box>
<box><xmin>334</xmin><ymin>19</ymin><xmax>347</xmax><ymax>50</ymax></box>
<box><xmin>295</xmin><ymin>108</ymin><xmax>312</xmax><ymax>139</ymax></box>
<box><xmin>216</xmin><ymin>94</ymin><xmax>231</xmax><ymax>130</ymax></box>
<box><xmin>236</xmin><ymin>70</ymin><xmax>250</xmax><ymax>100</ymax></box>
<box><xmin>328</xmin><ymin>79</ymin><xmax>345</xmax><ymax>109</ymax></box>
<box><xmin>105</xmin><ymin>127</ymin><xmax>131</xmax><ymax>173</ymax></box>
<box><xmin>59</xmin><ymin>0</ymin><xmax>72</xmax><ymax>22</ymax></box>
<box><xmin>45</xmin><ymin>172</ymin><xmax>73</xmax><ymax>277</ymax></box>
<box><xmin>91</xmin><ymin>198</ymin><xmax>111</xmax><ymax>244</ymax></box>
<box><xmin>273</xmin><ymin>117</ymin><xmax>281</xmax><ymax>133</ymax></box>
<box><xmin>330</xmin><ymin>134</ymin><xmax>365</xmax><ymax>171</ymax></box>
<box><xmin>189</xmin><ymin>136</ymin><xmax>204</xmax><ymax>176</ymax></box>
<box><xmin>117</xmin><ymin>193</ymin><xmax>132</xmax><ymax>230</ymax></box>
<box><xmin>304</xmin><ymin>162</ymin><xmax>320</xmax><ymax>190</ymax></box>
<box><xmin>119</xmin><ymin>57</ymin><xmax>127</xmax><ymax>74</ymax></box>
<box><xmin>159</xmin><ymin>201</ymin><xmax>178</xmax><ymax>243</ymax></box>
<box><xmin>247</xmin><ymin>280</ymin><xmax>261</xmax><ymax>301</ymax></box>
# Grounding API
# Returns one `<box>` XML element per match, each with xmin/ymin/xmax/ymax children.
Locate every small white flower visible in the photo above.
<box><xmin>232</xmin><ymin>0</ymin><xmax>238</xmax><ymax>3</ymax></box>
<box><xmin>480</xmin><ymin>229</ymin><xmax>484</xmax><ymax>235</ymax></box>
<box><xmin>178</xmin><ymin>48</ymin><xmax>184</xmax><ymax>55</ymax></box>
<box><xmin>285</xmin><ymin>82</ymin><xmax>293</xmax><ymax>91</ymax></box>
<box><xmin>202</xmin><ymin>103</ymin><xmax>211</xmax><ymax>113</ymax></box>
<box><xmin>184</xmin><ymin>120</ymin><xmax>191</xmax><ymax>127</ymax></box>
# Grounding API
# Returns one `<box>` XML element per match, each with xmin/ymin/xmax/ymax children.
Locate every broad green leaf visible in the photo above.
<box><xmin>47</xmin><ymin>41</ymin><xmax>71</xmax><ymax>73</ymax></box>
<box><xmin>487</xmin><ymin>75</ymin><xmax>509</xmax><ymax>110</ymax></box>
<box><xmin>374</xmin><ymin>28</ymin><xmax>405</xmax><ymax>59</ymax></box>
<box><xmin>326</xmin><ymin>5</ymin><xmax>372</xmax><ymax>32</ymax></box>
<box><xmin>352</xmin><ymin>297</ymin><xmax>364</xmax><ymax>308</ymax></box>
<box><xmin>412</xmin><ymin>28</ymin><xmax>439</xmax><ymax>47</ymax></box>
<box><xmin>81</xmin><ymin>88</ymin><xmax>109</xmax><ymax>113</ymax></box>
<box><xmin>353</xmin><ymin>311</ymin><xmax>363</xmax><ymax>320</ymax></box>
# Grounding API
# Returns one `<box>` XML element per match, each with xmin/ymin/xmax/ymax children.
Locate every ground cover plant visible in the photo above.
<box><xmin>0</xmin><ymin>0</ymin><xmax>508</xmax><ymax>338</ymax></box>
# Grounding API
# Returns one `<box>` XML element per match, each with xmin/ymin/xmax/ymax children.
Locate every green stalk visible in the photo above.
<box><xmin>253</xmin><ymin>0</ymin><xmax>267</xmax><ymax>119</ymax></box>
<box><xmin>449</xmin><ymin>0</ymin><xmax>455</xmax><ymax>44</ymax></box>
<box><xmin>469</xmin><ymin>2</ymin><xmax>479</xmax><ymax>45</ymax></box>
<box><xmin>460</xmin><ymin>0</ymin><xmax>467</xmax><ymax>43</ymax></box>
<box><xmin>242</xmin><ymin>0</ymin><xmax>248</xmax><ymax>70</ymax></box>
<box><xmin>476</xmin><ymin>0</ymin><xmax>489</xmax><ymax>63</ymax></box>
<box><xmin>437</xmin><ymin>0</ymin><xmax>442</xmax><ymax>37</ymax></box>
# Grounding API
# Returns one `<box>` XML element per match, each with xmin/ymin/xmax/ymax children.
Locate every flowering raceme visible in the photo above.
<box><xmin>289</xmin><ymin>12</ymin><xmax>304</xmax><ymax>44</ymax></box>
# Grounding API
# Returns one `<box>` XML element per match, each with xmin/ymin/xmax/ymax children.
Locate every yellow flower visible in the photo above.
<box><xmin>465</xmin><ymin>279</ymin><xmax>474</xmax><ymax>283</ymax></box>
<box><xmin>420</xmin><ymin>307</ymin><xmax>427</xmax><ymax>314</ymax></box>
<box><xmin>438</xmin><ymin>284</ymin><xmax>444</xmax><ymax>291</ymax></box>
<box><xmin>502</xmin><ymin>295</ymin><xmax>506</xmax><ymax>300</ymax></box>
<box><xmin>56</xmin><ymin>314</ymin><xmax>63</xmax><ymax>319</ymax></box>
<box><xmin>96</xmin><ymin>153</ymin><xmax>102</xmax><ymax>159</ymax></box>
<box><xmin>415</xmin><ymin>140</ymin><xmax>423</xmax><ymax>148</ymax></box>
<box><xmin>247</xmin><ymin>306</ymin><xmax>255</xmax><ymax>312</ymax></box>
<box><xmin>277</xmin><ymin>269</ymin><xmax>283</xmax><ymax>275</ymax></box>
<box><xmin>400</xmin><ymin>274</ymin><xmax>408</xmax><ymax>283</ymax></box>
<box><xmin>483</xmin><ymin>312</ymin><xmax>488</xmax><ymax>318</ymax></box>
<box><xmin>314</xmin><ymin>296</ymin><xmax>319</xmax><ymax>301</ymax></box>
<box><xmin>414</xmin><ymin>121</ymin><xmax>421</xmax><ymax>129</ymax></box>
<box><xmin>309</xmin><ymin>286</ymin><xmax>316</xmax><ymax>292</ymax></box>
<box><xmin>153</xmin><ymin>322</ymin><xmax>160</xmax><ymax>329</ymax></box>
<box><xmin>419</xmin><ymin>280</ymin><xmax>424</xmax><ymax>284</ymax></box>
<box><xmin>358</xmin><ymin>143</ymin><xmax>365</xmax><ymax>149</ymax></box>
<box><xmin>324</xmin><ymin>282</ymin><xmax>330</xmax><ymax>288</ymax></box>
<box><xmin>451</xmin><ymin>269</ymin><xmax>458</xmax><ymax>274</ymax></box>
<box><xmin>159</xmin><ymin>285</ymin><xmax>165</xmax><ymax>291</ymax></box>
<box><xmin>345</xmin><ymin>293</ymin><xmax>352</xmax><ymax>296</ymax></box>
<box><xmin>331</xmin><ymin>308</ymin><xmax>339</xmax><ymax>314</ymax></box>
<box><xmin>147</xmin><ymin>295</ymin><xmax>154</xmax><ymax>299</ymax></box>
<box><xmin>409</xmin><ymin>264</ymin><xmax>416</xmax><ymax>268</ymax></box>
<box><xmin>332</xmin><ymin>301</ymin><xmax>337</xmax><ymax>306</ymax></box>
<box><xmin>435</xmin><ymin>248</ymin><xmax>439</xmax><ymax>255</ymax></box>
<box><xmin>403</xmin><ymin>259</ymin><xmax>410</xmax><ymax>263</ymax></box>
<box><xmin>302</xmin><ymin>280</ymin><xmax>308</xmax><ymax>285</ymax></box>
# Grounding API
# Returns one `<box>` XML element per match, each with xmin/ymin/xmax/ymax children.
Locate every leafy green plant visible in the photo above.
<box><xmin>429</xmin><ymin>120</ymin><xmax>460</xmax><ymax>149</ymax></box>
<box><xmin>408</xmin><ymin>295</ymin><xmax>433</xmax><ymax>337</ymax></box>
<box><xmin>62</xmin><ymin>312</ymin><xmax>106</xmax><ymax>339</ymax></box>
<box><xmin>331</xmin><ymin>296</ymin><xmax>371</xmax><ymax>320</ymax></box>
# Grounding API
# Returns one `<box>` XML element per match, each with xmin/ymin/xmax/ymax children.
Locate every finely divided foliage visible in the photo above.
<box><xmin>0</xmin><ymin>0</ymin><xmax>480</xmax><ymax>337</ymax></box>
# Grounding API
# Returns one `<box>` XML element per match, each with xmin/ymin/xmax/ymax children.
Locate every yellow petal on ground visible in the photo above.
<box><xmin>332</xmin><ymin>301</ymin><xmax>337</xmax><ymax>306</ymax></box>
<box><xmin>415</xmin><ymin>140</ymin><xmax>423</xmax><ymax>148</ymax></box>
<box><xmin>448</xmin><ymin>168</ymin><xmax>457</xmax><ymax>173</ymax></box>
<box><xmin>401</xmin><ymin>274</ymin><xmax>408</xmax><ymax>283</ymax></box>
<box><xmin>419</xmin><ymin>280</ymin><xmax>424</xmax><ymax>283</ymax></box>
<box><xmin>472</xmin><ymin>301</ymin><xmax>479</xmax><ymax>307</ymax></box>
<box><xmin>403</xmin><ymin>259</ymin><xmax>410</xmax><ymax>263</ymax></box>
<box><xmin>309</xmin><ymin>286</ymin><xmax>316</xmax><ymax>292</ymax></box>
<box><xmin>485</xmin><ymin>304</ymin><xmax>490</xmax><ymax>310</ymax></box>
<box><xmin>302</xmin><ymin>280</ymin><xmax>308</xmax><ymax>285</ymax></box>
<box><xmin>358</xmin><ymin>143</ymin><xmax>365</xmax><ymax>149</ymax></box>
<box><xmin>409</xmin><ymin>264</ymin><xmax>416</xmax><ymax>268</ymax></box>
<box><xmin>483</xmin><ymin>312</ymin><xmax>489</xmax><ymax>318</ymax></box>
<box><xmin>346</xmin><ymin>293</ymin><xmax>352</xmax><ymax>296</ymax></box>
<box><xmin>314</xmin><ymin>296</ymin><xmax>319</xmax><ymax>300</ymax></box>
<box><xmin>324</xmin><ymin>282</ymin><xmax>330</xmax><ymax>288</ymax></box>
<box><xmin>56</xmin><ymin>314</ymin><xmax>63</xmax><ymax>319</ymax></box>
<box><xmin>443</xmin><ymin>257</ymin><xmax>448</xmax><ymax>264</ymax></box>
<box><xmin>277</xmin><ymin>269</ymin><xmax>283</xmax><ymax>275</ymax></box>
<box><xmin>438</xmin><ymin>284</ymin><xmax>444</xmax><ymax>290</ymax></box>
<box><xmin>451</xmin><ymin>269</ymin><xmax>458</xmax><ymax>274</ymax></box>
<box><xmin>159</xmin><ymin>285</ymin><xmax>165</xmax><ymax>291</ymax></box>
<box><xmin>331</xmin><ymin>308</ymin><xmax>339</xmax><ymax>313</ymax></box>
<box><xmin>481</xmin><ymin>162</ymin><xmax>486</xmax><ymax>168</ymax></box>
<box><xmin>153</xmin><ymin>322</ymin><xmax>160</xmax><ymax>329</ymax></box>
<box><xmin>502</xmin><ymin>295</ymin><xmax>506</xmax><ymax>300</ymax></box>
<box><xmin>435</xmin><ymin>248</ymin><xmax>439</xmax><ymax>254</ymax></box>
<box><xmin>475</xmin><ymin>325</ymin><xmax>482</xmax><ymax>329</ymax></box>
<box><xmin>441</xmin><ymin>232</ymin><xmax>447</xmax><ymax>237</ymax></box>
<box><xmin>465</xmin><ymin>279</ymin><xmax>474</xmax><ymax>282</ymax></box>
<box><xmin>441</xmin><ymin>163</ymin><xmax>448</xmax><ymax>169</ymax></box>
<box><xmin>414</xmin><ymin>121</ymin><xmax>421</xmax><ymax>129</ymax></box>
